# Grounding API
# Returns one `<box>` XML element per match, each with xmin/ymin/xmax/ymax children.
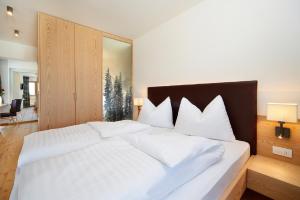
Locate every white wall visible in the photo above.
<box><xmin>12</xmin><ymin>72</ymin><xmax>22</xmax><ymax>100</ymax></box>
<box><xmin>0</xmin><ymin>60</ymin><xmax>10</xmax><ymax>103</ymax></box>
<box><xmin>8</xmin><ymin>60</ymin><xmax>38</xmax><ymax>71</ymax></box>
<box><xmin>103</xmin><ymin>37</ymin><xmax>132</xmax><ymax>90</ymax></box>
<box><xmin>133</xmin><ymin>0</ymin><xmax>300</xmax><ymax>117</ymax></box>
<box><xmin>0</xmin><ymin>40</ymin><xmax>37</xmax><ymax>61</ymax></box>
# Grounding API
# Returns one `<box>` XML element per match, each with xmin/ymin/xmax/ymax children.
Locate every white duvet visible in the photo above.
<box><xmin>18</xmin><ymin>124</ymin><xmax>101</xmax><ymax>167</ymax></box>
<box><xmin>11</xmin><ymin>131</ymin><xmax>224</xmax><ymax>200</ymax></box>
<box><xmin>88</xmin><ymin>120</ymin><xmax>150</xmax><ymax>138</ymax></box>
<box><xmin>18</xmin><ymin>120</ymin><xmax>150</xmax><ymax>167</ymax></box>
<box><xmin>124</xmin><ymin>131</ymin><xmax>222</xmax><ymax>167</ymax></box>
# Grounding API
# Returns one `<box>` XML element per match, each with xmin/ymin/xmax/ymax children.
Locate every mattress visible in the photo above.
<box><xmin>164</xmin><ymin>139</ymin><xmax>250</xmax><ymax>200</ymax></box>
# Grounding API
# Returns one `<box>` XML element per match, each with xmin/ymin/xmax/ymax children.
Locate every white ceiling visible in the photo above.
<box><xmin>0</xmin><ymin>0</ymin><xmax>202</xmax><ymax>47</ymax></box>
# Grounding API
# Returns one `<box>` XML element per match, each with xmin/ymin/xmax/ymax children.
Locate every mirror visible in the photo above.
<box><xmin>102</xmin><ymin>37</ymin><xmax>132</xmax><ymax>121</ymax></box>
<box><xmin>0</xmin><ymin>59</ymin><xmax>38</xmax><ymax>125</ymax></box>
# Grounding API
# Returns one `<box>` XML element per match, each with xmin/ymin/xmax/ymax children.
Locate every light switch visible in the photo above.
<box><xmin>272</xmin><ymin>146</ymin><xmax>293</xmax><ymax>158</ymax></box>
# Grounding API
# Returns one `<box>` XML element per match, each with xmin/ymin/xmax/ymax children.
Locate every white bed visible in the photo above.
<box><xmin>11</xmin><ymin>128</ymin><xmax>248</xmax><ymax>200</ymax></box>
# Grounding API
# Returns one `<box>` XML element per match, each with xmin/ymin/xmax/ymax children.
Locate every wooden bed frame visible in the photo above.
<box><xmin>148</xmin><ymin>80</ymin><xmax>258</xmax><ymax>199</ymax></box>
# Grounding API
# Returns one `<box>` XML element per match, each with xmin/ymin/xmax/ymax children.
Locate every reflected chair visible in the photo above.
<box><xmin>0</xmin><ymin>99</ymin><xmax>22</xmax><ymax>123</ymax></box>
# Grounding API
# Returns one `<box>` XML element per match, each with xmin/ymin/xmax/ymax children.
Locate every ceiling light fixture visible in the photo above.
<box><xmin>6</xmin><ymin>6</ymin><xmax>13</xmax><ymax>16</ymax></box>
<box><xmin>14</xmin><ymin>30</ymin><xmax>20</xmax><ymax>37</ymax></box>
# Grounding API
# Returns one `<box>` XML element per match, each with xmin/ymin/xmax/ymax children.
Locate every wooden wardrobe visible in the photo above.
<box><xmin>38</xmin><ymin>13</ymin><xmax>103</xmax><ymax>130</ymax></box>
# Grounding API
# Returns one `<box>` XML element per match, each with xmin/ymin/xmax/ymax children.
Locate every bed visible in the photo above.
<box><xmin>11</xmin><ymin>80</ymin><xmax>257</xmax><ymax>200</ymax></box>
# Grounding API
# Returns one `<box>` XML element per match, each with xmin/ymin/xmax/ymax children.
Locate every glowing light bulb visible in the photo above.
<box><xmin>6</xmin><ymin>6</ymin><xmax>13</xmax><ymax>16</ymax></box>
<box><xmin>14</xmin><ymin>30</ymin><xmax>20</xmax><ymax>37</ymax></box>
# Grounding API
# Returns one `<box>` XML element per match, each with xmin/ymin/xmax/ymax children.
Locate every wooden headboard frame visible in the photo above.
<box><xmin>148</xmin><ymin>81</ymin><xmax>257</xmax><ymax>155</ymax></box>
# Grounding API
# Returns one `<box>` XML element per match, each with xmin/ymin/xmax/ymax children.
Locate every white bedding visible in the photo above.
<box><xmin>11</xmin><ymin>132</ymin><xmax>224</xmax><ymax>200</ymax></box>
<box><xmin>18</xmin><ymin>120</ymin><xmax>151</xmax><ymax>167</ymax></box>
<box><xmin>123</xmin><ymin>131</ymin><xmax>223</xmax><ymax>167</ymax></box>
<box><xmin>13</xmin><ymin>140</ymin><xmax>165</xmax><ymax>200</ymax></box>
<box><xmin>18</xmin><ymin>124</ymin><xmax>101</xmax><ymax>167</ymax></box>
<box><xmin>88</xmin><ymin>120</ymin><xmax>150</xmax><ymax>138</ymax></box>
<box><xmin>165</xmin><ymin>140</ymin><xmax>250</xmax><ymax>200</ymax></box>
<box><xmin>13</xmin><ymin>123</ymin><xmax>249</xmax><ymax>200</ymax></box>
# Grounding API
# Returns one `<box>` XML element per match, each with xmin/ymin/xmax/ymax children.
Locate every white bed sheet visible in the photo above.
<box><xmin>164</xmin><ymin>140</ymin><xmax>250</xmax><ymax>200</ymax></box>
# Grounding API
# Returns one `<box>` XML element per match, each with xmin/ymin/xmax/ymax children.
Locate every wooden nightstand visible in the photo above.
<box><xmin>247</xmin><ymin>155</ymin><xmax>300</xmax><ymax>200</ymax></box>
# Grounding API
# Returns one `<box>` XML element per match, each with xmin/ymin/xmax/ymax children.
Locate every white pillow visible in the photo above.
<box><xmin>138</xmin><ymin>97</ymin><xmax>174</xmax><ymax>128</ymax></box>
<box><xmin>175</xmin><ymin>95</ymin><xmax>236</xmax><ymax>141</ymax></box>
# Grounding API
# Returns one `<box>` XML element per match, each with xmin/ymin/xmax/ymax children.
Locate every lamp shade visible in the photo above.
<box><xmin>134</xmin><ymin>98</ymin><xmax>144</xmax><ymax>106</ymax></box>
<box><xmin>267</xmin><ymin>103</ymin><xmax>298</xmax><ymax>123</ymax></box>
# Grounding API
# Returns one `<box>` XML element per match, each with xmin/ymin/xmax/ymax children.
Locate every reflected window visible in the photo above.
<box><xmin>29</xmin><ymin>82</ymin><xmax>36</xmax><ymax>96</ymax></box>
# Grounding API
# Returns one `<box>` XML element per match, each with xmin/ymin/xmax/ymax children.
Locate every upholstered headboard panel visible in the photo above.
<box><xmin>148</xmin><ymin>81</ymin><xmax>257</xmax><ymax>155</ymax></box>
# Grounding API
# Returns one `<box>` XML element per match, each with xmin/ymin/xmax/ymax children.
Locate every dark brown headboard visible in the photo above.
<box><xmin>148</xmin><ymin>81</ymin><xmax>257</xmax><ymax>155</ymax></box>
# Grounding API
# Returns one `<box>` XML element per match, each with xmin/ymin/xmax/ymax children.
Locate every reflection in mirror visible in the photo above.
<box><xmin>0</xmin><ymin>59</ymin><xmax>38</xmax><ymax>125</ymax></box>
<box><xmin>103</xmin><ymin>37</ymin><xmax>132</xmax><ymax>121</ymax></box>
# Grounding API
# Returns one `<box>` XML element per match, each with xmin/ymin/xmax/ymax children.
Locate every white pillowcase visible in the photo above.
<box><xmin>123</xmin><ymin>131</ymin><xmax>223</xmax><ymax>167</ymax></box>
<box><xmin>175</xmin><ymin>95</ymin><xmax>236</xmax><ymax>141</ymax></box>
<box><xmin>138</xmin><ymin>97</ymin><xmax>174</xmax><ymax>128</ymax></box>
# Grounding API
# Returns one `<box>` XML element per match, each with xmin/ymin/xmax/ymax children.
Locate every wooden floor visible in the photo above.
<box><xmin>0</xmin><ymin>122</ymin><xmax>38</xmax><ymax>200</ymax></box>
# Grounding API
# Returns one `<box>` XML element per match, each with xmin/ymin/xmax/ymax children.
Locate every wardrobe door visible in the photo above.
<box><xmin>75</xmin><ymin>25</ymin><xmax>102</xmax><ymax>123</ymax></box>
<box><xmin>38</xmin><ymin>13</ymin><xmax>76</xmax><ymax>130</ymax></box>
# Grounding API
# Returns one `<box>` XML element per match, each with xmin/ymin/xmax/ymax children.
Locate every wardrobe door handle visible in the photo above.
<box><xmin>73</xmin><ymin>92</ymin><xmax>77</xmax><ymax>102</ymax></box>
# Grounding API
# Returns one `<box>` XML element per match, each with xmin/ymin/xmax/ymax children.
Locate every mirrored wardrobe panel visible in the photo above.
<box><xmin>103</xmin><ymin>37</ymin><xmax>133</xmax><ymax>121</ymax></box>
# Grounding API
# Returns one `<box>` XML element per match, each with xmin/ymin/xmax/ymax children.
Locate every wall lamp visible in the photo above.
<box><xmin>134</xmin><ymin>98</ymin><xmax>144</xmax><ymax>115</ymax></box>
<box><xmin>267</xmin><ymin>103</ymin><xmax>298</xmax><ymax>139</ymax></box>
<box><xmin>14</xmin><ymin>30</ymin><xmax>20</xmax><ymax>37</ymax></box>
<box><xmin>6</xmin><ymin>6</ymin><xmax>13</xmax><ymax>16</ymax></box>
